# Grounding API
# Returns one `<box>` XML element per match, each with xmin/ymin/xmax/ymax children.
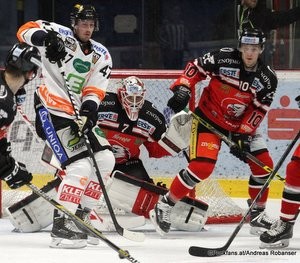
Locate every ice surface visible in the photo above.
<box><xmin>0</xmin><ymin>199</ymin><xmax>299</xmax><ymax>263</ymax></box>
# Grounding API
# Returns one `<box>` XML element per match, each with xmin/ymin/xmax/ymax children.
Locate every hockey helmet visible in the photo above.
<box><xmin>70</xmin><ymin>4</ymin><xmax>99</xmax><ymax>31</ymax></box>
<box><xmin>5</xmin><ymin>42</ymin><xmax>41</xmax><ymax>74</ymax></box>
<box><xmin>238</xmin><ymin>28</ymin><xmax>266</xmax><ymax>51</ymax></box>
<box><xmin>117</xmin><ymin>76</ymin><xmax>146</xmax><ymax>121</ymax></box>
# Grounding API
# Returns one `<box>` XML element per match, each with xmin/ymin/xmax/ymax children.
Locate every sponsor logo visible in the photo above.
<box><xmin>112</xmin><ymin>133</ymin><xmax>131</xmax><ymax>143</ymax></box>
<box><xmin>146</xmin><ymin>110</ymin><xmax>163</xmax><ymax>124</ymax></box>
<box><xmin>219</xmin><ymin>67</ymin><xmax>239</xmax><ymax>78</ymax></box>
<box><xmin>64</xmin><ymin>37</ymin><xmax>77</xmax><ymax>52</ymax></box>
<box><xmin>200</xmin><ymin>141</ymin><xmax>219</xmax><ymax>150</ymax></box>
<box><xmin>217</xmin><ymin>58</ymin><xmax>240</xmax><ymax>65</ymax></box>
<box><xmin>98</xmin><ymin>111</ymin><xmax>118</xmax><ymax>121</ymax></box>
<box><xmin>73</xmin><ymin>58</ymin><xmax>91</xmax><ymax>73</ymax></box>
<box><xmin>84</xmin><ymin>181</ymin><xmax>101</xmax><ymax>200</ymax></box>
<box><xmin>137</xmin><ymin>119</ymin><xmax>155</xmax><ymax>134</ymax></box>
<box><xmin>59</xmin><ymin>184</ymin><xmax>83</xmax><ymax>204</ymax></box>
<box><xmin>39</xmin><ymin>108</ymin><xmax>67</xmax><ymax>163</ymax></box>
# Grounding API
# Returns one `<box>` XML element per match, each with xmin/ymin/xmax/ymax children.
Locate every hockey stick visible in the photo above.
<box><xmin>57</xmin><ymin>61</ymin><xmax>145</xmax><ymax>242</ymax></box>
<box><xmin>189</xmin><ymin>130</ymin><xmax>300</xmax><ymax>257</ymax></box>
<box><xmin>26</xmin><ymin>183</ymin><xmax>140</xmax><ymax>262</ymax></box>
<box><xmin>184</xmin><ymin>109</ymin><xmax>285</xmax><ymax>181</ymax></box>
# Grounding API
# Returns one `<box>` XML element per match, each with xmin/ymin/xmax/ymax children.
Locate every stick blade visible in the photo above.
<box><xmin>189</xmin><ymin>246</ymin><xmax>226</xmax><ymax>257</ymax></box>
<box><xmin>117</xmin><ymin>227</ymin><xmax>145</xmax><ymax>242</ymax></box>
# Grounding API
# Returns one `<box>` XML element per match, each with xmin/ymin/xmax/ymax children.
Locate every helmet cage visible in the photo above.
<box><xmin>70</xmin><ymin>4</ymin><xmax>99</xmax><ymax>31</ymax></box>
<box><xmin>118</xmin><ymin>77</ymin><xmax>146</xmax><ymax>121</ymax></box>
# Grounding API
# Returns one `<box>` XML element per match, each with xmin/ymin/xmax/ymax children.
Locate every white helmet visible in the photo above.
<box><xmin>118</xmin><ymin>76</ymin><xmax>146</xmax><ymax>121</ymax></box>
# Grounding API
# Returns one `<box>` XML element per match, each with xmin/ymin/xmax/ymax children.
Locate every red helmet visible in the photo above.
<box><xmin>117</xmin><ymin>76</ymin><xmax>146</xmax><ymax>121</ymax></box>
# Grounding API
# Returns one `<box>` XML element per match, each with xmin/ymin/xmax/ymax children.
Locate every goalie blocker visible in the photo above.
<box><xmin>6</xmin><ymin>171</ymin><xmax>208</xmax><ymax>233</ymax></box>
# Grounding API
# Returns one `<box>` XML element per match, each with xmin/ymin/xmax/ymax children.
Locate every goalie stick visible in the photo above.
<box><xmin>57</xmin><ymin>61</ymin><xmax>145</xmax><ymax>242</ymax></box>
<box><xmin>185</xmin><ymin>109</ymin><xmax>285</xmax><ymax>182</ymax></box>
<box><xmin>188</xmin><ymin>130</ymin><xmax>300</xmax><ymax>257</ymax></box>
<box><xmin>26</xmin><ymin>183</ymin><xmax>140</xmax><ymax>262</ymax></box>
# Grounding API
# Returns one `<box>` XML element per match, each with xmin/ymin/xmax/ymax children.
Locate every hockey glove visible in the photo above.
<box><xmin>167</xmin><ymin>85</ymin><xmax>191</xmax><ymax>113</ymax></box>
<box><xmin>229</xmin><ymin>133</ymin><xmax>252</xmax><ymax>162</ymax></box>
<box><xmin>44</xmin><ymin>31</ymin><xmax>67</xmax><ymax>63</ymax></box>
<box><xmin>74</xmin><ymin>100</ymin><xmax>98</xmax><ymax>135</ymax></box>
<box><xmin>296</xmin><ymin>95</ymin><xmax>300</xmax><ymax>109</ymax></box>
<box><xmin>0</xmin><ymin>156</ymin><xmax>32</xmax><ymax>189</ymax></box>
<box><xmin>15</xmin><ymin>88</ymin><xmax>26</xmax><ymax>106</ymax></box>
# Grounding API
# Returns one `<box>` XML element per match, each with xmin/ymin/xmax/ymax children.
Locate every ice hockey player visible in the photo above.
<box><xmin>97</xmin><ymin>76</ymin><xmax>209</xmax><ymax>231</ymax></box>
<box><xmin>150</xmin><ymin>28</ymin><xmax>278</xmax><ymax>236</ymax></box>
<box><xmin>16</xmin><ymin>4</ymin><xmax>115</xmax><ymax>248</ymax></box>
<box><xmin>260</xmin><ymin>95</ymin><xmax>300</xmax><ymax>249</ymax></box>
<box><xmin>6</xmin><ymin>76</ymin><xmax>209</xmax><ymax>235</ymax></box>
<box><xmin>0</xmin><ymin>42</ymin><xmax>41</xmax><ymax>189</ymax></box>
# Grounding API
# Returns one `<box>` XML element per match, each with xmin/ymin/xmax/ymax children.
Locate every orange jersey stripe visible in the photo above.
<box><xmin>82</xmin><ymin>86</ymin><xmax>106</xmax><ymax>101</ymax></box>
<box><xmin>38</xmin><ymin>85</ymin><xmax>75</xmax><ymax>116</ymax></box>
<box><xmin>17</xmin><ymin>21</ymin><xmax>41</xmax><ymax>42</ymax></box>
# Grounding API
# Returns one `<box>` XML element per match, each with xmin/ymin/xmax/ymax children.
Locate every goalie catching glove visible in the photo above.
<box><xmin>229</xmin><ymin>132</ymin><xmax>252</xmax><ymax>162</ymax></box>
<box><xmin>167</xmin><ymin>85</ymin><xmax>191</xmax><ymax>113</ymax></box>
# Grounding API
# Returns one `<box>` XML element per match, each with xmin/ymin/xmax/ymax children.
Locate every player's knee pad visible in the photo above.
<box><xmin>94</xmin><ymin>149</ymin><xmax>115</xmax><ymax>182</ymax></box>
<box><xmin>6</xmin><ymin>177</ymin><xmax>61</xmax><ymax>232</ymax></box>
<box><xmin>108</xmin><ymin>171</ymin><xmax>208</xmax><ymax>231</ymax></box>
<box><xmin>188</xmin><ymin>160</ymin><xmax>215</xmax><ymax>181</ymax></box>
<box><xmin>249</xmin><ymin>151</ymin><xmax>273</xmax><ymax>176</ymax></box>
<box><xmin>286</xmin><ymin>160</ymin><xmax>300</xmax><ymax>186</ymax></box>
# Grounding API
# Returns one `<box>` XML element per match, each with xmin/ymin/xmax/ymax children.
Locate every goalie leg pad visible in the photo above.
<box><xmin>109</xmin><ymin>171</ymin><xmax>209</xmax><ymax>231</ymax></box>
<box><xmin>171</xmin><ymin>197</ymin><xmax>209</xmax><ymax>232</ymax></box>
<box><xmin>6</xmin><ymin>177</ymin><xmax>61</xmax><ymax>232</ymax></box>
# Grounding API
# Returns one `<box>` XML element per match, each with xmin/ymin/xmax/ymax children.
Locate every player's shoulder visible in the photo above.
<box><xmin>36</xmin><ymin>20</ymin><xmax>73</xmax><ymax>37</ymax></box>
<box><xmin>259</xmin><ymin>62</ymin><xmax>278</xmax><ymax>84</ymax></box>
<box><xmin>140</xmin><ymin>101</ymin><xmax>166</xmax><ymax>125</ymax></box>
<box><xmin>90</xmin><ymin>39</ymin><xmax>111</xmax><ymax>60</ymax></box>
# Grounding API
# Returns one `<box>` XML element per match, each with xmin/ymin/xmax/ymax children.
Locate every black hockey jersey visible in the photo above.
<box><xmin>97</xmin><ymin>92</ymin><xmax>170</xmax><ymax>163</ymax></box>
<box><xmin>0</xmin><ymin>70</ymin><xmax>17</xmax><ymax>149</ymax></box>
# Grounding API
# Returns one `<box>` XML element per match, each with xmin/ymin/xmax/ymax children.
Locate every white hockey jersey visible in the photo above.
<box><xmin>17</xmin><ymin>20</ymin><xmax>112</xmax><ymax>119</ymax></box>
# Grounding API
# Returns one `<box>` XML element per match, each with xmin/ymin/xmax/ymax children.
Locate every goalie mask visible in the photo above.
<box><xmin>117</xmin><ymin>76</ymin><xmax>146</xmax><ymax>121</ymax></box>
<box><xmin>70</xmin><ymin>4</ymin><xmax>99</xmax><ymax>31</ymax></box>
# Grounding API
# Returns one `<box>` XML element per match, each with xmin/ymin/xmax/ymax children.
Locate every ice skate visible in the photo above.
<box><xmin>50</xmin><ymin>210</ymin><xmax>87</xmax><ymax>249</ymax></box>
<box><xmin>149</xmin><ymin>196</ymin><xmax>174</xmax><ymax>236</ymax></box>
<box><xmin>248</xmin><ymin>199</ymin><xmax>276</xmax><ymax>235</ymax></box>
<box><xmin>76</xmin><ymin>207</ymin><xmax>99</xmax><ymax>245</ymax></box>
<box><xmin>260</xmin><ymin>219</ymin><xmax>294</xmax><ymax>249</ymax></box>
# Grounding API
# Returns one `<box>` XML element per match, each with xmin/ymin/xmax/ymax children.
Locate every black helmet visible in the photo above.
<box><xmin>6</xmin><ymin>42</ymin><xmax>41</xmax><ymax>73</ymax></box>
<box><xmin>238</xmin><ymin>28</ymin><xmax>266</xmax><ymax>51</ymax></box>
<box><xmin>70</xmin><ymin>4</ymin><xmax>99</xmax><ymax>31</ymax></box>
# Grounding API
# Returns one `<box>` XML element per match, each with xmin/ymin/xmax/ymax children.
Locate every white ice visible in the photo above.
<box><xmin>0</xmin><ymin>199</ymin><xmax>299</xmax><ymax>263</ymax></box>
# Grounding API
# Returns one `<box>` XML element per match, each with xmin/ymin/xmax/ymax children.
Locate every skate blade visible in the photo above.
<box><xmin>259</xmin><ymin>239</ymin><xmax>290</xmax><ymax>249</ymax></box>
<box><xmin>149</xmin><ymin>209</ymin><xmax>168</xmax><ymax>237</ymax></box>
<box><xmin>87</xmin><ymin>236</ymin><xmax>99</xmax><ymax>245</ymax></box>
<box><xmin>50</xmin><ymin>237</ymin><xmax>87</xmax><ymax>249</ymax></box>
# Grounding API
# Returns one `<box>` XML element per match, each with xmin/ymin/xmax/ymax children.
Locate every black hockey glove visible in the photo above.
<box><xmin>167</xmin><ymin>85</ymin><xmax>191</xmax><ymax>113</ymax></box>
<box><xmin>72</xmin><ymin>100</ymin><xmax>98</xmax><ymax>135</ymax></box>
<box><xmin>296</xmin><ymin>95</ymin><xmax>300</xmax><ymax>109</ymax></box>
<box><xmin>15</xmin><ymin>87</ymin><xmax>26</xmax><ymax>106</ymax></box>
<box><xmin>44</xmin><ymin>31</ymin><xmax>67</xmax><ymax>63</ymax></box>
<box><xmin>0</xmin><ymin>155</ymin><xmax>32</xmax><ymax>189</ymax></box>
<box><xmin>229</xmin><ymin>133</ymin><xmax>252</xmax><ymax>163</ymax></box>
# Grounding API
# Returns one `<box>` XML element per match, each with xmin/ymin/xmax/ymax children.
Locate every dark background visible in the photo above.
<box><xmin>0</xmin><ymin>0</ymin><xmax>299</xmax><ymax>69</ymax></box>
